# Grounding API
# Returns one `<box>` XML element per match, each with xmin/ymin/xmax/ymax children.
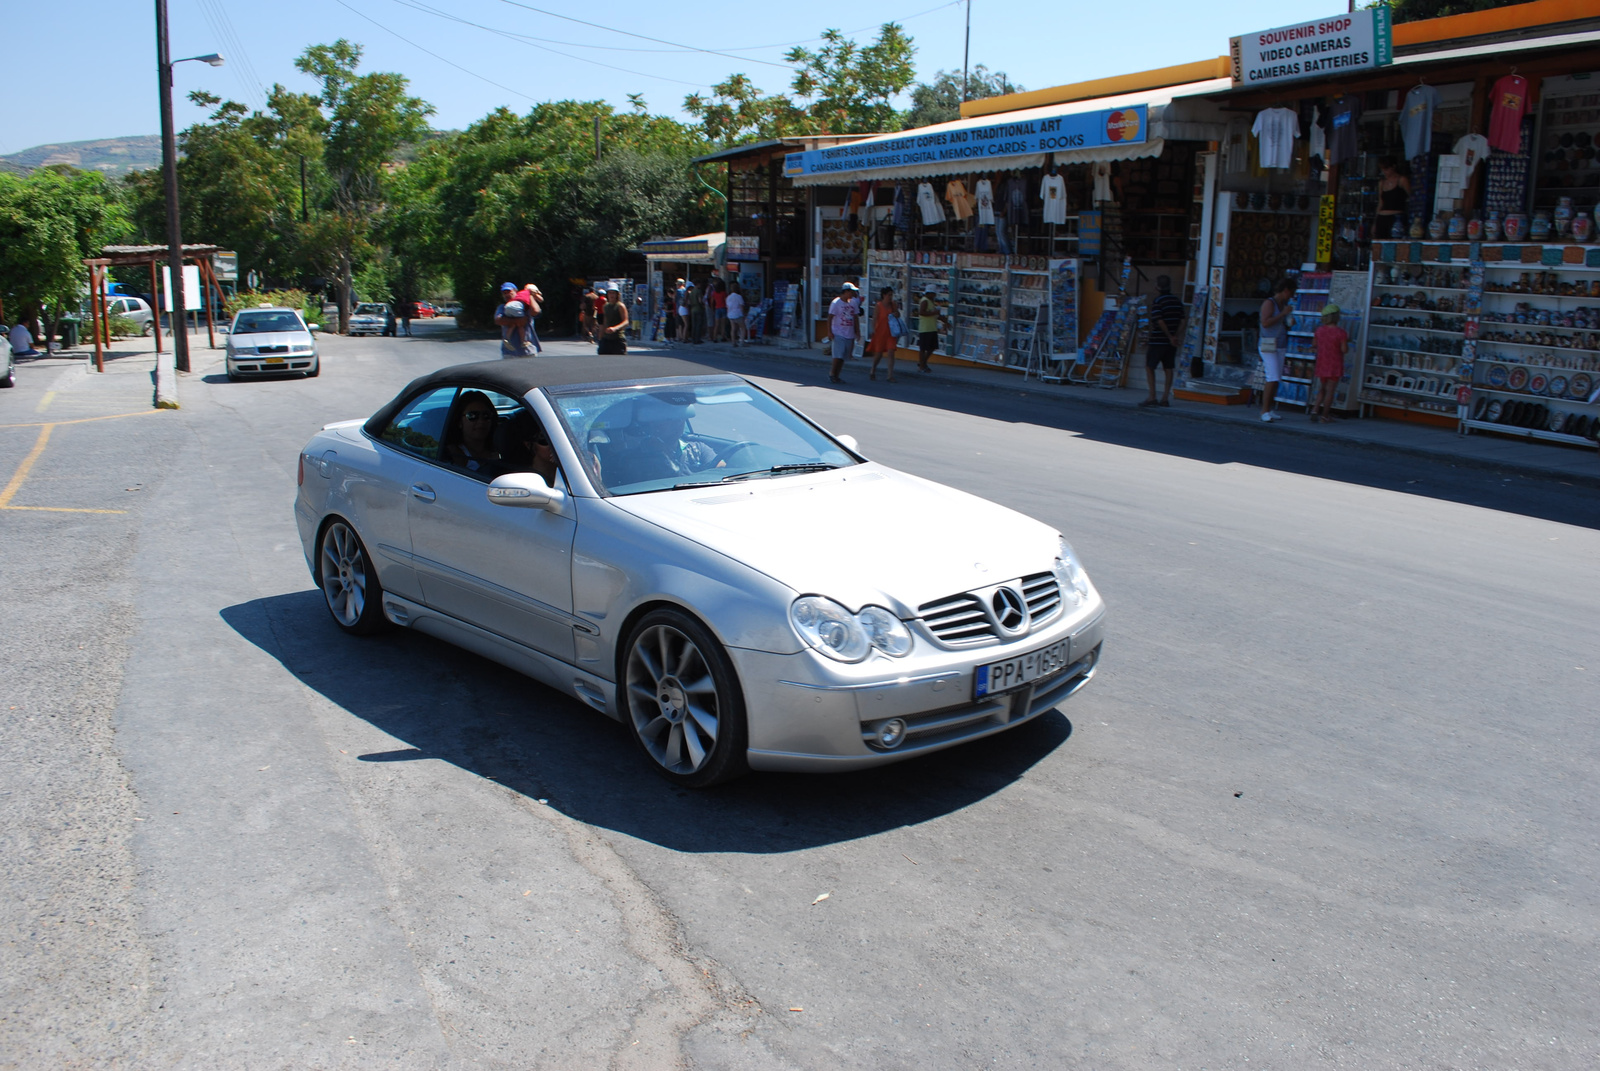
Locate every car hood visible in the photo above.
<box><xmin>230</xmin><ymin>331</ymin><xmax>311</xmax><ymax>349</ymax></box>
<box><xmin>611</xmin><ymin>464</ymin><xmax>1060</xmax><ymax>615</ymax></box>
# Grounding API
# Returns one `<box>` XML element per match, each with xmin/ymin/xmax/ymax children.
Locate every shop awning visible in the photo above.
<box><xmin>783</xmin><ymin>79</ymin><xmax>1231</xmax><ymax>186</ymax></box>
<box><xmin>636</xmin><ymin>232</ymin><xmax>726</xmax><ymax>262</ymax></box>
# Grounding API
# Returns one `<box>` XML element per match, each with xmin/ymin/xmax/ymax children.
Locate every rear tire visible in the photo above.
<box><xmin>621</xmin><ymin>608</ymin><xmax>748</xmax><ymax>787</ymax></box>
<box><xmin>317</xmin><ymin>520</ymin><xmax>387</xmax><ymax>635</ymax></box>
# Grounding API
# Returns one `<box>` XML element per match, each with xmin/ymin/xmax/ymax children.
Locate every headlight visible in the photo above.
<box><xmin>1054</xmin><ymin>537</ymin><xmax>1091</xmax><ymax>603</ymax></box>
<box><xmin>791</xmin><ymin>596</ymin><xmax>912</xmax><ymax>662</ymax></box>
<box><xmin>232</xmin><ymin>346</ymin><xmax>255</xmax><ymax>356</ymax></box>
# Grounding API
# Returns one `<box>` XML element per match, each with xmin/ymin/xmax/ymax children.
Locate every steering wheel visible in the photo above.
<box><xmin>694</xmin><ymin>440</ymin><xmax>759</xmax><ymax>470</ymax></box>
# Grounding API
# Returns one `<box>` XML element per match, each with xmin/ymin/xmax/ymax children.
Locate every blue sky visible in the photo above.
<box><xmin>5</xmin><ymin>0</ymin><xmax>1349</xmax><ymax>154</ymax></box>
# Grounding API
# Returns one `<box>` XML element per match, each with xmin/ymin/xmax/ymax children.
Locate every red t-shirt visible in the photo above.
<box><xmin>711</xmin><ymin>290</ymin><xmax>728</xmax><ymax>310</ymax></box>
<box><xmin>1487</xmin><ymin>74</ymin><xmax>1529</xmax><ymax>154</ymax></box>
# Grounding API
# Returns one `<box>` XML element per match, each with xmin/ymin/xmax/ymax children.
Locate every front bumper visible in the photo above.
<box><xmin>733</xmin><ymin>602</ymin><xmax>1105</xmax><ymax>772</ymax></box>
<box><xmin>227</xmin><ymin>353</ymin><xmax>317</xmax><ymax>375</ymax></box>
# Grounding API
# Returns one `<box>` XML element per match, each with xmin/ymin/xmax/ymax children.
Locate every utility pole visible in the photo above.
<box><xmin>156</xmin><ymin>0</ymin><xmax>189</xmax><ymax>375</ymax></box>
<box><xmin>299</xmin><ymin>154</ymin><xmax>308</xmax><ymax>223</ymax></box>
<box><xmin>961</xmin><ymin>0</ymin><xmax>972</xmax><ymax>104</ymax></box>
<box><xmin>594</xmin><ymin>115</ymin><xmax>602</xmax><ymax>162</ymax></box>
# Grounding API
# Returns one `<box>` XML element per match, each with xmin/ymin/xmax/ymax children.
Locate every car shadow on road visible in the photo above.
<box><xmin>221</xmin><ymin>590</ymin><xmax>1072</xmax><ymax>853</ymax></box>
<box><xmin>689</xmin><ymin>349</ymin><xmax>1600</xmax><ymax>531</ymax></box>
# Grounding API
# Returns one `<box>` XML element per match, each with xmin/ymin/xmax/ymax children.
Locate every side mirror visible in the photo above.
<box><xmin>835</xmin><ymin>434</ymin><xmax>859</xmax><ymax>453</ymax></box>
<box><xmin>487</xmin><ymin>472</ymin><xmax>565</xmax><ymax>512</ymax></box>
<box><xmin>308</xmin><ymin>323</ymin><xmax>321</xmax><ymax>332</ymax></box>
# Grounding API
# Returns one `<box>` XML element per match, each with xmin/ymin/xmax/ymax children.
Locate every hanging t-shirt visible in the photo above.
<box><xmin>1401</xmin><ymin>84</ymin><xmax>1440</xmax><ymax>161</ymax></box>
<box><xmin>1002</xmin><ymin>176</ymin><xmax>1030</xmax><ymax>224</ymax></box>
<box><xmin>916</xmin><ymin>182</ymin><xmax>946</xmax><ymax>225</ymax></box>
<box><xmin>1327</xmin><ymin>95</ymin><xmax>1362</xmax><ymax>166</ymax></box>
<box><xmin>974</xmin><ymin>178</ymin><xmax>995</xmax><ymax>225</ymax></box>
<box><xmin>1039</xmin><ymin>173</ymin><xmax>1068</xmax><ymax>224</ymax></box>
<box><xmin>892</xmin><ymin>184</ymin><xmax>909</xmax><ymax>229</ymax></box>
<box><xmin>1251</xmin><ymin>107</ymin><xmax>1299</xmax><ymax>169</ymax></box>
<box><xmin>1307</xmin><ymin>106</ymin><xmax>1327</xmax><ymax>161</ymax></box>
<box><xmin>1453</xmin><ymin>133</ymin><xmax>1491</xmax><ymax>175</ymax></box>
<box><xmin>828</xmin><ymin>295</ymin><xmax>861</xmax><ymax>339</ymax></box>
<box><xmin>1488</xmin><ymin>74</ymin><xmax>1530</xmax><ymax>153</ymax></box>
<box><xmin>1092</xmin><ymin>162</ymin><xmax>1113</xmax><ymax>203</ymax></box>
<box><xmin>945</xmin><ymin>180</ymin><xmax>975</xmax><ymax>220</ymax></box>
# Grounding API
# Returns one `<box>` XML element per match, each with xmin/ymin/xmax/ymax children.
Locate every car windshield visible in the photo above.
<box><xmin>354</xmin><ymin>303</ymin><xmax>386</xmax><ymax>315</ymax></box>
<box><xmin>551</xmin><ymin>378</ymin><xmax>856</xmax><ymax>496</ymax></box>
<box><xmin>233</xmin><ymin>311</ymin><xmax>305</xmax><ymax>334</ymax></box>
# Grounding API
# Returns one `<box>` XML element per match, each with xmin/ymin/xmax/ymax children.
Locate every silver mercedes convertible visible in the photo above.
<box><xmin>294</xmin><ymin>357</ymin><xmax>1105</xmax><ymax>786</ymax></box>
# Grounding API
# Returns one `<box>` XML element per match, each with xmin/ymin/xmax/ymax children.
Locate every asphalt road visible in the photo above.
<box><xmin>3</xmin><ymin>323</ymin><xmax>1598</xmax><ymax>1070</ymax></box>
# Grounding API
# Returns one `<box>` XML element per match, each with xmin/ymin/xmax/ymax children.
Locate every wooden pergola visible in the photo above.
<box><xmin>81</xmin><ymin>244</ymin><xmax>223</xmax><ymax>372</ymax></box>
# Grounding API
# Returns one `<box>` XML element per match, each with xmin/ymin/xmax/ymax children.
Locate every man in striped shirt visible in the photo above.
<box><xmin>1139</xmin><ymin>275</ymin><xmax>1187</xmax><ymax>408</ymax></box>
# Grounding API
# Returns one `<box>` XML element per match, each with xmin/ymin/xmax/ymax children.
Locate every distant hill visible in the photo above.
<box><xmin>0</xmin><ymin>135</ymin><xmax>162</xmax><ymax>178</ymax></box>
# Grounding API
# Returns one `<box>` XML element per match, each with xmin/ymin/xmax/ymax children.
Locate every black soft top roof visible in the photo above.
<box><xmin>365</xmin><ymin>356</ymin><xmax>734</xmax><ymax>435</ymax></box>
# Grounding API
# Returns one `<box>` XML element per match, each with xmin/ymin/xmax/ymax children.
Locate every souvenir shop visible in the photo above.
<box><xmin>785</xmin><ymin>77</ymin><xmax>1229</xmax><ymax>373</ymax></box>
<box><xmin>636</xmin><ymin>232</ymin><xmax>724</xmax><ymax>339</ymax></box>
<box><xmin>690</xmin><ymin>135</ymin><xmax>877</xmax><ymax>345</ymax></box>
<box><xmin>1193</xmin><ymin>2</ymin><xmax>1600</xmax><ymax>446</ymax></box>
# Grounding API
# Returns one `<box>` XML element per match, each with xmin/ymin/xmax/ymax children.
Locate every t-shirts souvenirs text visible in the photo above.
<box><xmin>945</xmin><ymin>180</ymin><xmax>975</xmax><ymax>221</ymax></box>
<box><xmin>1488</xmin><ymin>74</ymin><xmax>1530</xmax><ymax>154</ymax></box>
<box><xmin>916</xmin><ymin>182</ymin><xmax>946</xmax><ymax>225</ymax></box>
<box><xmin>1327</xmin><ymin>95</ymin><xmax>1362</xmax><ymax>166</ymax></box>
<box><xmin>1453</xmin><ymin>133</ymin><xmax>1490</xmax><ymax>174</ymax></box>
<box><xmin>973</xmin><ymin>178</ymin><xmax>995</xmax><ymax>225</ymax></box>
<box><xmin>1039</xmin><ymin>173</ymin><xmax>1068</xmax><ymax>224</ymax></box>
<box><xmin>1251</xmin><ymin>107</ymin><xmax>1299</xmax><ymax>170</ymax></box>
<box><xmin>1401</xmin><ymin>84</ymin><xmax>1440</xmax><ymax>160</ymax></box>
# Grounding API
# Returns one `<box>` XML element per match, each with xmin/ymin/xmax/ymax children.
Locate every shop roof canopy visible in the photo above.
<box><xmin>636</xmin><ymin>232</ymin><xmax>725</xmax><ymax>263</ymax></box>
<box><xmin>782</xmin><ymin>80</ymin><xmax>1231</xmax><ymax>186</ymax></box>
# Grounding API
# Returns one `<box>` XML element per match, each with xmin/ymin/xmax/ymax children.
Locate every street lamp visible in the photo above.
<box><xmin>156</xmin><ymin>0</ymin><xmax>223</xmax><ymax>374</ymax></box>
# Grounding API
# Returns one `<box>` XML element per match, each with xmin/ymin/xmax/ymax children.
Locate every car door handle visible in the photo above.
<box><xmin>410</xmin><ymin>483</ymin><xmax>436</xmax><ymax>503</ymax></box>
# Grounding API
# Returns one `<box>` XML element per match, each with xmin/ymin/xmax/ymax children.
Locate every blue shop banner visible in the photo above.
<box><xmin>784</xmin><ymin>105</ymin><xmax>1148</xmax><ymax>179</ymax></box>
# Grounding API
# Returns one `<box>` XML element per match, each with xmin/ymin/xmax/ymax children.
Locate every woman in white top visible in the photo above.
<box><xmin>726</xmin><ymin>284</ymin><xmax>747</xmax><ymax>346</ymax></box>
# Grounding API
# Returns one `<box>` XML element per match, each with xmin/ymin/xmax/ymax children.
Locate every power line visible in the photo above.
<box><xmin>491</xmin><ymin>0</ymin><xmax>798</xmax><ymax>69</ymax></box>
<box><xmin>194</xmin><ymin>0</ymin><xmax>267</xmax><ymax>109</ymax></box>
<box><xmin>331</xmin><ymin>0</ymin><xmax>546</xmax><ymax>102</ymax></box>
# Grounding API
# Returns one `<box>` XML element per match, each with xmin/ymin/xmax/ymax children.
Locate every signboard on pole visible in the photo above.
<box><xmin>1229</xmin><ymin>8</ymin><xmax>1391</xmax><ymax>88</ymax></box>
<box><xmin>160</xmin><ymin>265</ymin><xmax>202</xmax><ymax>311</ymax></box>
<box><xmin>1316</xmin><ymin>194</ymin><xmax>1335</xmax><ymax>263</ymax></box>
<box><xmin>784</xmin><ymin>106</ymin><xmax>1147</xmax><ymax>179</ymax></box>
<box><xmin>725</xmin><ymin>236</ymin><xmax>760</xmax><ymax>260</ymax></box>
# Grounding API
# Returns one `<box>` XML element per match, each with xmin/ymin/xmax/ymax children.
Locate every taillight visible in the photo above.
<box><xmin>297</xmin><ymin>453</ymin><xmax>304</xmax><ymax>486</ymax></box>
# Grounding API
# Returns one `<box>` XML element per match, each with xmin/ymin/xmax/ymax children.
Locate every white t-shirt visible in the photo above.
<box><xmin>9</xmin><ymin>322</ymin><xmax>33</xmax><ymax>354</ymax></box>
<box><xmin>1252</xmin><ymin>107</ymin><xmax>1299</xmax><ymax>170</ymax></box>
<box><xmin>974</xmin><ymin>178</ymin><xmax>995</xmax><ymax>226</ymax></box>
<box><xmin>725</xmin><ymin>293</ymin><xmax>745</xmax><ymax>320</ymax></box>
<box><xmin>1454</xmin><ymin>133</ymin><xmax>1491</xmax><ymax>174</ymax></box>
<box><xmin>1308</xmin><ymin>106</ymin><xmax>1327</xmax><ymax>159</ymax></box>
<box><xmin>1092</xmin><ymin>162</ymin><xmax>1113</xmax><ymax>203</ymax></box>
<box><xmin>828</xmin><ymin>296</ymin><xmax>861</xmax><ymax>339</ymax></box>
<box><xmin>1039</xmin><ymin>173</ymin><xmax>1068</xmax><ymax>224</ymax></box>
<box><xmin>916</xmin><ymin>182</ymin><xmax>945</xmax><ymax>225</ymax></box>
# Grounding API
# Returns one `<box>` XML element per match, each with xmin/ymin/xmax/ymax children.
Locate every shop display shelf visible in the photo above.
<box><xmin>1469</xmin><ymin>384</ymin><xmax>1600</xmax><ymax>403</ymax></box>
<box><xmin>1475</xmin><ymin>356</ymin><xmax>1600</xmax><ymax>375</ymax></box>
<box><xmin>1461</xmin><ymin>418</ymin><xmax>1597</xmax><ymax>446</ymax></box>
<box><xmin>1372</xmin><ymin>283</ymin><xmax>1469</xmax><ymax>293</ymax></box>
<box><xmin>1368</xmin><ymin>345</ymin><xmax>1464</xmax><ymax>359</ymax></box>
<box><xmin>1368</xmin><ymin>323</ymin><xmax>1463</xmax><ymax>336</ymax></box>
<box><xmin>1372</xmin><ymin>306</ymin><xmax>1469</xmax><ymax>317</ymax></box>
<box><xmin>1362</xmin><ymin>380</ymin><xmax>1460</xmax><ymax>399</ymax></box>
<box><xmin>1481</xmin><ymin>292</ymin><xmax>1600</xmax><ymax>305</ymax></box>
<box><xmin>1478</xmin><ymin>339</ymin><xmax>1600</xmax><ymax>356</ymax></box>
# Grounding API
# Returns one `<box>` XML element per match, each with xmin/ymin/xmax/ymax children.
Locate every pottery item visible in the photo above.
<box><xmin>1575</xmin><ymin>214</ymin><xmax>1594</xmax><ymax>242</ymax></box>
<box><xmin>1504</xmin><ymin>213</ymin><xmax>1527</xmax><ymax>241</ymax></box>
<box><xmin>1467</xmin><ymin>217</ymin><xmax>1484</xmax><ymax>241</ymax></box>
<box><xmin>1428</xmin><ymin>214</ymin><xmax>1447</xmax><ymax>239</ymax></box>
<box><xmin>1531</xmin><ymin>212</ymin><xmax>1552</xmax><ymax>240</ymax></box>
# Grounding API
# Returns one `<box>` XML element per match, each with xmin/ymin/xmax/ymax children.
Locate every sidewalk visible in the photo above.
<box><xmin>632</xmin><ymin>334</ymin><xmax>1600</xmax><ymax>487</ymax></box>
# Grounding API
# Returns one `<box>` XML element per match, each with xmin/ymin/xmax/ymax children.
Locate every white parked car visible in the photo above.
<box><xmin>294</xmin><ymin>357</ymin><xmax>1105</xmax><ymax>786</ymax></box>
<box><xmin>349</xmin><ymin>302</ymin><xmax>390</xmax><ymax>337</ymax></box>
<box><xmin>225</xmin><ymin>306</ymin><xmax>320</xmax><ymax>379</ymax></box>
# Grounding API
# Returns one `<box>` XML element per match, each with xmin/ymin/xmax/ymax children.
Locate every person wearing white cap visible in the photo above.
<box><xmin>825</xmin><ymin>281</ymin><xmax>861</xmax><ymax>384</ymax></box>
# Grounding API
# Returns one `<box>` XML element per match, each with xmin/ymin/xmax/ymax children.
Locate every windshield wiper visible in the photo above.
<box><xmin>717</xmin><ymin>462</ymin><xmax>839</xmax><ymax>483</ymax></box>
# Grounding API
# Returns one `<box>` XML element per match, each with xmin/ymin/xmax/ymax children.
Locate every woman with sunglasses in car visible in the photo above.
<box><xmin>447</xmin><ymin>391</ymin><xmax>504</xmax><ymax>474</ymax></box>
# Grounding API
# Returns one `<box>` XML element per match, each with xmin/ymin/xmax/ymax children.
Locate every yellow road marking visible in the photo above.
<box><xmin>0</xmin><ymin>409</ymin><xmax>166</xmax><ymax>430</ymax></box>
<box><xmin>0</xmin><ymin>425</ymin><xmax>52</xmax><ymax>508</ymax></box>
<box><xmin>35</xmin><ymin>391</ymin><xmax>56</xmax><ymax>414</ymax></box>
<box><xmin>1</xmin><ymin>506</ymin><xmax>128</xmax><ymax>514</ymax></box>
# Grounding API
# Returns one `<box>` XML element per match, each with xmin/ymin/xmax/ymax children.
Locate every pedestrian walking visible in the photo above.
<box><xmin>381</xmin><ymin>305</ymin><xmax>396</xmax><ymax>337</ymax></box>
<box><xmin>866</xmin><ymin>287</ymin><xmax>900</xmax><ymax>382</ymax></box>
<box><xmin>710</xmin><ymin>278</ymin><xmax>729</xmax><ymax>342</ymax></box>
<box><xmin>515</xmin><ymin>282</ymin><xmax>543</xmax><ymax>353</ymax></box>
<box><xmin>1258</xmin><ymin>277</ymin><xmax>1297</xmax><ymax>422</ymax></box>
<box><xmin>915</xmin><ymin>288</ymin><xmax>944</xmax><ymax>373</ymax></box>
<box><xmin>665</xmin><ymin>279</ymin><xmax>681</xmax><ymax>343</ymax></box>
<box><xmin>825</xmin><ymin>282</ymin><xmax>861</xmax><ymax>384</ymax></box>
<box><xmin>1138</xmin><ymin>275</ymin><xmax>1185</xmax><ymax>408</ymax></box>
<box><xmin>675</xmin><ymin>281</ymin><xmax>691</xmax><ymax>343</ymax></box>
<box><xmin>597</xmin><ymin>286</ymin><xmax>629</xmax><ymax>354</ymax></box>
<box><xmin>701</xmin><ymin>281</ymin><xmax>716</xmax><ymax>343</ymax></box>
<box><xmin>688</xmin><ymin>284</ymin><xmax>706</xmax><ymax>343</ymax></box>
<box><xmin>494</xmin><ymin>282</ymin><xmax>533</xmax><ymax>357</ymax></box>
<box><xmin>726</xmin><ymin>283</ymin><xmax>747</xmax><ymax>347</ymax></box>
<box><xmin>578</xmin><ymin>287</ymin><xmax>597</xmax><ymax>342</ymax></box>
<box><xmin>399</xmin><ymin>299</ymin><xmax>414</xmax><ymax>337</ymax></box>
<box><xmin>1309</xmin><ymin>303</ymin><xmax>1349</xmax><ymax>423</ymax></box>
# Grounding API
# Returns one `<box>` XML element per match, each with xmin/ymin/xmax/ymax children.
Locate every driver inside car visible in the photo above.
<box><xmin>593</xmin><ymin>393</ymin><xmax>720</xmax><ymax>487</ymax></box>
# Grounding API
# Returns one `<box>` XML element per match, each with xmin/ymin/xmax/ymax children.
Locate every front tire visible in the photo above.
<box><xmin>622</xmin><ymin>609</ymin><xmax>748</xmax><ymax>787</ymax></box>
<box><xmin>306</xmin><ymin>359</ymin><xmax>320</xmax><ymax>378</ymax></box>
<box><xmin>317</xmin><ymin>520</ymin><xmax>386</xmax><ymax>635</ymax></box>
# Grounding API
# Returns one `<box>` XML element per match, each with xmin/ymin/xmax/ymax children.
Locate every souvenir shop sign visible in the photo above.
<box><xmin>726</xmin><ymin>236</ymin><xmax>760</xmax><ymax>260</ymax></box>
<box><xmin>1229</xmin><ymin>8</ymin><xmax>1392</xmax><ymax>88</ymax></box>
<box><xmin>783</xmin><ymin>106</ymin><xmax>1148</xmax><ymax>179</ymax></box>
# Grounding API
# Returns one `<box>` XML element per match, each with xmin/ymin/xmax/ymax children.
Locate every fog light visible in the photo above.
<box><xmin>876</xmin><ymin>718</ymin><xmax>907</xmax><ymax>749</ymax></box>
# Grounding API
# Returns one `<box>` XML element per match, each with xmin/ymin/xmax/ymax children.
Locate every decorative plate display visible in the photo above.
<box><xmin>1508</xmin><ymin>366</ymin><xmax>1530</xmax><ymax>390</ymax></box>
<box><xmin>1486</xmin><ymin>399</ymin><xmax>1504</xmax><ymax>421</ymax></box>
<box><xmin>1550</xmin><ymin>410</ymin><xmax>1567</xmax><ymax>432</ymax></box>
<box><xmin>1570</xmin><ymin>373</ymin><xmax>1594</xmax><ymax>399</ymax></box>
<box><xmin>1529</xmin><ymin>373</ymin><xmax>1549</xmax><ymax>394</ymax></box>
<box><xmin>1549</xmin><ymin>375</ymin><xmax>1569</xmax><ymax>397</ymax></box>
<box><xmin>1457</xmin><ymin>363</ymin><xmax>1473</xmax><ymax>379</ymax></box>
<box><xmin>1486</xmin><ymin>364</ymin><xmax>1509</xmax><ymax>387</ymax></box>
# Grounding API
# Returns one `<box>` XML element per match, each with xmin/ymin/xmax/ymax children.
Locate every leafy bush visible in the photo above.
<box><xmin>107</xmin><ymin>314</ymin><xmax>142</xmax><ymax>338</ymax></box>
<box><xmin>225</xmin><ymin>288</ymin><xmax>321</xmax><ymax>327</ymax></box>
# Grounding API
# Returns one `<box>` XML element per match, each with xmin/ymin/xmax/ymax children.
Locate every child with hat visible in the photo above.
<box><xmin>1310</xmin><ymin>303</ymin><xmax>1349</xmax><ymax>424</ymax></box>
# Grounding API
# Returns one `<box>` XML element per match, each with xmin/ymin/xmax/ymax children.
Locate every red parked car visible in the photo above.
<box><xmin>413</xmin><ymin>301</ymin><xmax>438</xmax><ymax>319</ymax></box>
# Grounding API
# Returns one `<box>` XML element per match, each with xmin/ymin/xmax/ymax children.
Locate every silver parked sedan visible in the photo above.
<box><xmin>226</xmin><ymin>306</ymin><xmax>320</xmax><ymax>379</ymax></box>
<box><xmin>294</xmin><ymin>357</ymin><xmax>1105</xmax><ymax>786</ymax></box>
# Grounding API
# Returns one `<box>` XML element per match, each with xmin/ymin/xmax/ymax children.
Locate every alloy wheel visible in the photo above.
<box><xmin>320</xmin><ymin>521</ymin><xmax>368</xmax><ymax>627</ymax></box>
<box><xmin>626</xmin><ymin>624</ymin><xmax>721</xmax><ymax>775</ymax></box>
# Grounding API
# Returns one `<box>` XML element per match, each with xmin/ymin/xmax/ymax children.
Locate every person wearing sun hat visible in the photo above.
<box><xmin>494</xmin><ymin>281</ymin><xmax>532</xmax><ymax>357</ymax></box>
<box><xmin>1309</xmin><ymin>302</ymin><xmax>1349</xmax><ymax>423</ymax></box>
<box><xmin>825</xmin><ymin>281</ymin><xmax>862</xmax><ymax>384</ymax></box>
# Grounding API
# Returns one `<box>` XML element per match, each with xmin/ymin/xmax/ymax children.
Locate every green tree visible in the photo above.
<box><xmin>902</xmin><ymin>66</ymin><xmax>1024</xmax><ymax>129</ymax></box>
<box><xmin>293</xmin><ymin>40</ymin><xmax>433</xmax><ymax>331</ymax></box>
<box><xmin>686</xmin><ymin>23</ymin><xmax>918</xmax><ymax>146</ymax></box>
<box><xmin>0</xmin><ymin>167</ymin><xmax>129</xmax><ymax>343</ymax></box>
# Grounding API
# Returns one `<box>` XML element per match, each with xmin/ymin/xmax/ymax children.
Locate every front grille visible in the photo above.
<box><xmin>257</xmin><ymin>345</ymin><xmax>288</xmax><ymax>354</ymax></box>
<box><xmin>860</xmin><ymin>647</ymin><xmax>1100</xmax><ymax>752</ymax></box>
<box><xmin>918</xmin><ymin>572</ymin><xmax>1062</xmax><ymax>647</ymax></box>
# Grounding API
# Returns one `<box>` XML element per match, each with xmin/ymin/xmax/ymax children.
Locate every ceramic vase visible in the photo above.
<box><xmin>1485</xmin><ymin>213</ymin><xmax>1503</xmax><ymax>241</ymax></box>
<box><xmin>1504</xmin><ymin>213</ymin><xmax>1527</xmax><ymax>241</ymax></box>
<box><xmin>1573</xmin><ymin>214</ymin><xmax>1593</xmax><ymax>242</ymax></box>
<box><xmin>1530</xmin><ymin>212</ymin><xmax>1552</xmax><ymax>241</ymax></box>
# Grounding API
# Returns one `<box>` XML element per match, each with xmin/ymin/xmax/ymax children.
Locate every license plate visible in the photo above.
<box><xmin>264</xmin><ymin>356</ymin><xmax>286</xmax><ymax>365</ymax></box>
<box><xmin>975</xmin><ymin>639</ymin><xmax>1070</xmax><ymax>698</ymax></box>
